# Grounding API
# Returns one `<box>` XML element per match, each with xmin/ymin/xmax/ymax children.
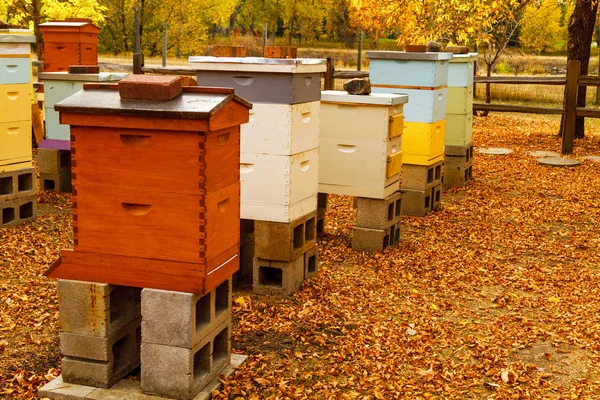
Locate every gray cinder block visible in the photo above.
<box><xmin>141</xmin><ymin>278</ymin><xmax>231</xmax><ymax>348</ymax></box>
<box><xmin>253</xmin><ymin>254</ymin><xmax>304</xmax><ymax>296</ymax></box>
<box><xmin>58</xmin><ymin>280</ymin><xmax>141</xmax><ymax>337</ymax></box>
<box><xmin>303</xmin><ymin>245</ymin><xmax>319</xmax><ymax>279</ymax></box>
<box><xmin>141</xmin><ymin>320</ymin><xmax>231</xmax><ymax>400</ymax></box>
<box><xmin>355</xmin><ymin>191</ymin><xmax>402</xmax><ymax>230</ymax></box>
<box><xmin>401</xmin><ymin>161</ymin><xmax>444</xmax><ymax>191</ymax></box>
<box><xmin>254</xmin><ymin>211</ymin><xmax>317</xmax><ymax>262</ymax></box>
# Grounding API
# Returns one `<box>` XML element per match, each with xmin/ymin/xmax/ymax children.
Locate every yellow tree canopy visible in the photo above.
<box><xmin>349</xmin><ymin>0</ymin><xmax>532</xmax><ymax>46</ymax></box>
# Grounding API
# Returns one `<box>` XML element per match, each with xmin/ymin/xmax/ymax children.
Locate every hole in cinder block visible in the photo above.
<box><xmin>18</xmin><ymin>173</ymin><xmax>32</xmax><ymax>192</ymax></box>
<box><xmin>195</xmin><ymin>294</ymin><xmax>210</xmax><ymax>332</ymax></box>
<box><xmin>240</xmin><ymin>219</ymin><xmax>254</xmax><ymax>235</ymax></box>
<box><xmin>435</xmin><ymin>166</ymin><xmax>441</xmax><ymax>181</ymax></box>
<box><xmin>307</xmin><ymin>254</ymin><xmax>317</xmax><ymax>275</ymax></box>
<box><xmin>387</xmin><ymin>203</ymin><xmax>394</xmax><ymax>221</ymax></box>
<box><xmin>293</xmin><ymin>224</ymin><xmax>304</xmax><ymax>249</ymax></box>
<box><xmin>435</xmin><ymin>189</ymin><xmax>441</xmax><ymax>203</ymax></box>
<box><xmin>136</xmin><ymin>326</ymin><xmax>141</xmax><ymax>349</ymax></box>
<box><xmin>215</xmin><ymin>280</ymin><xmax>229</xmax><ymax>317</ymax></box>
<box><xmin>259</xmin><ymin>266</ymin><xmax>282</xmax><ymax>288</ymax></box>
<box><xmin>19</xmin><ymin>202</ymin><xmax>33</xmax><ymax>219</ymax></box>
<box><xmin>469</xmin><ymin>147</ymin><xmax>474</xmax><ymax>159</ymax></box>
<box><xmin>394</xmin><ymin>200</ymin><xmax>401</xmax><ymax>217</ymax></box>
<box><xmin>394</xmin><ymin>227</ymin><xmax>400</xmax><ymax>243</ymax></box>
<box><xmin>2</xmin><ymin>207</ymin><xmax>15</xmax><ymax>224</ymax></box>
<box><xmin>0</xmin><ymin>177</ymin><xmax>13</xmax><ymax>195</ymax></box>
<box><xmin>424</xmin><ymin>195</ymin><xmax>431</xmax><ymax>209</ymax></box>
<box><xmin>43</xmin><ymin>179</ymin><xmax>56</xmax><ymax>191</ymax></box>
<box><xmin>465</xmin><ymin>148</ymin><xmax>470</xmax><ymax>161</ymax></box>
<box><xmin>193</xmin><ymin>343</ymin><xmax>210</xmax><ymax>385</ymax></box>
<box><xmin>60</xmin><ymin>152</ymin><xmax>71</xmax><ymax>168</ymax></box>
<box><xmin>383</xmin><ymin>234</ymin><xmax>390</xmax><ymax>249</ymax></box>
<box><xmin>305</xmin><ymin>217</ymin><xmax>315</xmax><ymax>243</ymax></box>
<box><xmin>427</xmin><ymin>167</ymin><xmax>434</xmax><ymax>183</ymax></box>
<box><xmin>213</xmin><ymin>326</ymin><xmax>229</xmax><ymax>366</ymax></box>
<box><xmin>109</xmin><ymin>287</ymin><xmax>131</xmax><ymax>325</ymax></box>
<box><xmin>112</xmin><ymin>334</ymin><xmax>130</xmax><ymax>374</ymax></box>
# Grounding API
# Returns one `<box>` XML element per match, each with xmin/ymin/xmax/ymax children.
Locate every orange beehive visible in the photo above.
<box><xmin>39</xmin><ymin>20</ymin><xmax>100</xmax><ymax>72</ymax></box>
<box><xmin>45</xmin><ymin>77</ymin><xmax>251</xmax><ymax>294</ymax></box>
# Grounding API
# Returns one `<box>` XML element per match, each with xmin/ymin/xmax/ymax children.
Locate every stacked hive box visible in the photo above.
<box><xmin>319</xmin><ymin>91</ymin><xmax>408</xmax><ymax>252</ymax></box>
<box><xmin>45</xmin><ymin>76</ymin><xmax>251</xmax><ymax>399</ymax></box>
<box><xmin>367</xmin><ymin>51</ymin><xmax>452</xmax><ymax>216</ymax></box>
<box><xmin>189</xmin><ymin>56</ymin><xmax>326</xmax><ymax>295</ymax></box>
<box><xmin>445</xmin><ymin>53</ymin><xmax>477</xmax><ymax>189</ymax></box>
<box><xmin>38</xmin><ymin>68</ymin><xmax>127</xmax><ymax>192</ymax></box>
<box><xmin>39</xmin><ymin>20</ymin><xmax>100</xmax><ymax>72</ymax></box>
<box><xmin>0</xmin><ymin>29</ymin><xmax>37</xmax><ymax>228</ymax></box>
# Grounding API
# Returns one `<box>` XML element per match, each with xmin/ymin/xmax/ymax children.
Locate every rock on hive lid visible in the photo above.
<box><xmin>118</xmin><ymin>75</ymin><xmax>183</xmax><ymax>101</ymax></box>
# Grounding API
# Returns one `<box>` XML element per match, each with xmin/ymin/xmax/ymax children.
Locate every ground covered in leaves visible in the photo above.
<box><xmin>2</xmin><ymin>114</ymin><xmax>600</xmax><ymax>399</ymax></box>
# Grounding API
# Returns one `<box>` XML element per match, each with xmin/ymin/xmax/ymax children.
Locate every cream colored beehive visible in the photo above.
<box><xmin>319</xmin><ymin>91</ymin><xmax>408</xmax><ymax>199</ymax></box>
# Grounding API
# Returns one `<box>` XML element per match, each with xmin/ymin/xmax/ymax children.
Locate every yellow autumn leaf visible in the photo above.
<box><xmin>548</xmin><ymin>296</ymin><xmax>560</xmax><ymax>303</ymax></box>
<box><xmin>234</xmin><ymin>296</ymin><xmax>246</xmax><ymax>306</ymax></box>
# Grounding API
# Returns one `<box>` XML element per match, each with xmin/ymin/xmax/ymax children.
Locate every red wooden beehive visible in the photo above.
<box><xmin>39</xmin><ymin>20</ymin><xmax>100</xmax><ymax>72</ymax></box>
<box><xmin>45</xmin><ymin>76</ymin><xmax>251</xmax><ymax>294</ymax></box>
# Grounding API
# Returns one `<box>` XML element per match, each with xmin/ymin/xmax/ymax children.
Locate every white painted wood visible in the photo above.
<box><xmin>320</xmin><ymin>91</ymin><xmax>408</xmax><ymax>106</ymax></box>
<box><xmin>320</xmin><ymin>100</ymin><xmax>404</xmax><ymax>142</ymax></box>
<box><xmin>240</xmin><ymin>149</ymin><xmax>318</xmax><ymax>220</ymax></box>
<box><xmin>39</xmin><ymin>72</ymin><xmax>128</xmax><ymax>82</ymax></box>
<box><xmin>241</xmin><ymin>101</ymin><xmax>319</xmax><ymax>155</ymax></box>
<box><xmin>319</xmin><ymin>136</ymin><xmax>401</xmax><ymax>197</ymax></box>
<box><xmin>189</xmin><ymin>57</ymin><xmax>327</xmax><ymax>74</ymax></box>
<box><xmin>319</xmin><ymin>181</ymin><xmax>400</xmax><ymax>199</ymax></box>
<box><xmin>0</xmin><ymin>43</ymin><xmax>30</xmax><ymax>55</ymax></box>
<box><xmin>241</xmin><ymin>194</ymin><xmax>317</xmax><ymax>223</ymax></box>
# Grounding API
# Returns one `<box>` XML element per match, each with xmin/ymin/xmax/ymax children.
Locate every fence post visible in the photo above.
<box><xmin>324</xmin><ymin>57</ymin><xmax>334</xmax><ymax>90</ymax></box>
<box><xmin>562</xmin><ymin>60</ymin><xmax>580</xmax><ymax>155</ymax></box>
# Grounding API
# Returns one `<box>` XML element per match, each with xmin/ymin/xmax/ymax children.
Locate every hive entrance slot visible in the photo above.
<box><xmin>119</xmin><ymin>135</ymin><xmax>151</xmax><ymax>148</ymax></box>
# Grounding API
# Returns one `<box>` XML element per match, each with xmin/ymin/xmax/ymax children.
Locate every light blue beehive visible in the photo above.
<box><xmin>0</xmin><ymin>58</ymin><xmax>30</xmax><ymax>84</ymax></box>
<box><xmin>447</xmin><ymin>53</ymin><xmax>478</xmax><ymax>88</ymax></box>
<box><xmin>367</xmin><ymin>51</ymin><xmax>452</xmax><ymax>123</ymax></box>
<box><xmin>40</xmin><ymin>72</ymin><xmax>128</xmax><ymax>141</ymax></box>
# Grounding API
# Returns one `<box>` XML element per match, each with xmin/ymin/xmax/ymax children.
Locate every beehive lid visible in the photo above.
<box><xmin>39</xmin><ymin>72</ymin><xmax>128</xmax><ymax>82</ymax></box>
<box><xmin>188</xmin><ymin>56</ymin><xmax>327</xmax><ymax>73</ymax></box>
<box><xmin>449</xmin><ymin>53</ymin><xmax>478</xmax><ymax>63</ymax></box>
<box><xmin>320</xmin><ymin>90</ymin><xmax>408</xmax><ymax>106</ymax></box>
<box><xmin>39</xmin><ymin>21</ymin><xmax>101</xmax><ymax>33</ymax></box>
<box><xmin>54</xmin><ymin>84</ymin><xmax>252</xmax><ymax>119</ymax></box>
<box><xmin>366</xmin><ymin>51</ymin><xmax>453</xmax><ymax>61</ymax></box>
<box><xmin>0</xmin><ymin>29</ymin><xmax>35</xmax><ymax>43</ymax></box>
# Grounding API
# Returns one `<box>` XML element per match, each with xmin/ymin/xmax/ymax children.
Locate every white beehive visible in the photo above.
<box><xmin>319</xmin><ymin>91</ymin><xmax>408</xmax><ymax>199</ymax></box>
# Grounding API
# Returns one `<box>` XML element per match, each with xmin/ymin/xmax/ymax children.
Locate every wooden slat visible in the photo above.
<box><xmin>474</xmin><ymin>76</ymin><xmax>566</xmax><ymax>85</ymax></box>
<box><xmin>142</xmin><ymin>66</ymin><xmax>198</xmax><ymax>76</ymax></box>
<box><xmin>577</xmin><ymin>75</ymin><xmax>600</xmax><ymax>87</ymax></box>
<box><xmin>576</xmin><ymin>107</ymin><xmax>600</xmax><ymax>118</ymax></box>
<box><xmin>333</xmin><ymin>70</ymin><xmax>369</xmax><ymax>79</ymax></box>
<box><xmin>473</xmin><ymin>103</ymin><xmax>564</xmax><ymax>115</ymax></box>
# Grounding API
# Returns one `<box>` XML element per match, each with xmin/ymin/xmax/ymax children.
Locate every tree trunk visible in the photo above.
<box><xmin>31</xmin><ymin>0</ymin><xmax>43</xmax><ymax>63</ymax></box>
<box><xmin>563</xmin><ymin>0</ymin><xmax>598</xmax><ymax>138</ymax></box>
